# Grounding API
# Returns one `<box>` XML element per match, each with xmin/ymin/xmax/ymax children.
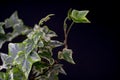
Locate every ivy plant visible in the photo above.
<box><xmin>0</xmin><ymin>9</ymin><xmax>90</xmax><ymax>80</ymax></box>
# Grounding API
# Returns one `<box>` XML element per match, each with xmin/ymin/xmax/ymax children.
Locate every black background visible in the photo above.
<box><xmin>0</xmin><ymin>0</ymin><xmax>118</xmax><ymax>80</ymax></box>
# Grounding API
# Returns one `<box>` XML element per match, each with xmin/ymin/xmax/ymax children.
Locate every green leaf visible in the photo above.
<box><xmin>0</xmin><ymin>53</ymin><xmax>13</xmax><ymax>70</ymax></box>
<box><xmin>28</xmin><ymin>27</ymin><xmax>42</xmax><ymax>40</ymax></box>
<box><xmin>31</xmin><ymin>32</ymin><xmax>43</xmax><ymax>45</ymax></box>
<box><xmin>0</xmin><ymin>11</ymin><xmax>31</xmax><ymax>49</ymax></box>
<box><xmin>13</xmin><ymin>51</ymin><xmax>40</xmax><ymax>79</ymax></box>
<box><xmin>0</xmin><ymin>72</ymin><xmax>4</xmax><ymax>80</ymax></box>
<box><xmin>0</xmin><ymin>22</ymin><xmax>6</xmax><ymax>48</ymax></box>
<box><xmin>49</xmin><ymin>40</ymin><xmax>63</xmax><ymax>48</ymax></box>
<box><xmin>39</xmin><ymin>51</ymin><xmax>54</xmax><ymax>65</ymax></box>
<box><xmin>70</xmin><ymin>9</ymin><xmax>90</xmax><ymax>23</ymax></box>
<box><xmin>42</xmin><ymin>26</ymin><xmax>57</xmax><ymax>37</ymax></box>
<box><xmin>48</xmin><ymin>72</ymin><xmax>58</xmax><ymax>80</ymax></box>
<box><xmin>9</xmin><ymin>67</ymin><xmax>26</xmax><ymax>80</ymax></box>
<box><xmin>12</xmin><ymin>22</ymin><xmax>30</xmax><ymax>35</ymax></box>
<box><xmin>0</xmin><ymin>72</ymin><xmax>6</xmax><ymax>80</ymax></box>
<box><xmin>42</xmin><ymin>26</ymin><xmax>57</xmax><ymax>42</ymax></box>
<box><xmin>23</xmin><ymin>39</ymin><xmax>35</xmax><ymax>54</ymax></box>
<box><xmin>0</xmin><ymin>53</ymin><xmax>9</xmax><ymax>64</ymax></box>
<box><xmin>33</xmin><ymin>62</ymin><xmax>49</xmax><ymax>75</ymax></box>
<box><xmin>8</xmin><ymin>43</ymin><xmax>21</xmax><ymax>59</ymax></box>
<box><xmin>6</xmin><ymin>40</ymin><xmax>40</xmax><ymax>79</ymax></box>
<box><xmin>10</xmin><ymin>42</ymin><xmax>40</xmax><ymax>79</ymax></box>
<box><xmin>58</xmin><ymin>48</ymin><xmax>75</xmax><ymax>64</ymax></box>
<box><xmin>28</xmin><ymin>51</ymin><xmax>41</xmax><ymax>63</ymax></box>
<box><xmin>38</xmin><ymin>48</ymin><xmax>54</xmax><ymax>65</ymax></box>
<box><xmin>0</xmin><ymin>72</ymin><xmax>9</xmax><ymax>80</ymax></box>
<box><xmin>46</xmin><ymin>30</ymin><xmax>57</xmax><ymax>38</ymax></box>
<box><xmin>6</xmin><ymin>23</ymin><xmax>30</xmax><ymax>42</ymax></box>
<box><xmin>47</xmin><ymin>64</ymin><xmax>66</xmax><ymax>80</ymax></box>
<box><xmin>35</xmin><ymin>75</ymin><xmax>48</xmax><ymax>80</ymax></box>
<box><xmin>4</xmin><ymin>11</ymin><xmax>22</xmax><ymax>28</ymax></box>
<box><xmin>0</xmin><ymin>39</ymin><xmax>6</xmax><ymax>49</ymax></box>
<box><xmin>0</xmin><ymin>22</ymin><xmax>5</xmax><ymax>34</ymax></box>
<box><xmin>52</xmin><ymin>64</ymin><xmax>66</xmax><ymax>75</ymax></box>
<box><xmin>27</xmin><ymin>26</ymin><xmax>44</xmax><ymax>46</ymax></box>
<box><xmin>38</xmin><ymin>41</ymin><xmax>44</xmax><ymax>47</ymax></box>
<box><xmin>1</xmin><ymin>40</ymin><xmax>40</xmax><ymax>79</ymax></box>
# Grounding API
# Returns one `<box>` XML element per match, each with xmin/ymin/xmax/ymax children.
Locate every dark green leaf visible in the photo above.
<box><xmin>39</xmin><ymin>51</ymin><xmax>54</xmax><ymax>65</ymax></box>
<box><xmin>0</xmin><ymin>72</ymin><xmax>6</xmax><ymax>80</ymax></box>
<box><xmin>35</xmin><ymin>75</ymin><xmax>48</xmax><ymax>80</ymax></box>
<box><xmin>33</xmin><ymin>62</ymin><xmax>49</xmax><ymax>75</ymax></box>
<box><xmin>9</xmin><ymin>67</ymin><xmax>26</xmax><ymax>80</ymax></box>
<box><xmin>47</xmin><ymin>64</ymin><xmax>66</xmax><ymax>80</ymax></box>
<box><xmin>0</xmin><ymin>72</ymin><xmax>4</xmax><ymax>80</ymax></box>
<box><xmin>48</xmin><ymin>72</ymin><xmax>58</xmax><ymax>80</ymax></box>
<box><xmin>0</xmin><ymin>71</ymin><xmax>9</xmax><ymax>80</ymax></box>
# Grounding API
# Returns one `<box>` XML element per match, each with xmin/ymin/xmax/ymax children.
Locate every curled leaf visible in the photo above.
<box><xmin>70</xmin><ymin>9</ymin><xmax>90</xmax><ymax>23</ymax></box>
<box><xmin>39</xmin><ymin>14</ymin><xmax>55</xmax><ymax>25</ymax></box>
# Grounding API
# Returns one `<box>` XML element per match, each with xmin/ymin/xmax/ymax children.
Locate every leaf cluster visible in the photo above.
<box><xmin>0</xmin><ymin>9</ymin><xmax>90</xmax><ymax>80</ymax></box>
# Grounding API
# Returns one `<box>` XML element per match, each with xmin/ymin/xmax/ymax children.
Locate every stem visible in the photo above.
<box><xmin>64</xmin><ymin>29</ymin><xmax>68</xmax><ymax>48</ymax></box>
<box><xmin>63</xmin><ymin>17</ymin><xmax>74</xmax><ymax>49</ymax></box>
<box><xmin>67</xmin><ymin>21</ymin><xmax>74</xmax><ymax>36</ymax></box>
<box><xmin>63</xmin><ymin>17</ymin><xmax>68</xmax><ymax>48</ymax></box>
